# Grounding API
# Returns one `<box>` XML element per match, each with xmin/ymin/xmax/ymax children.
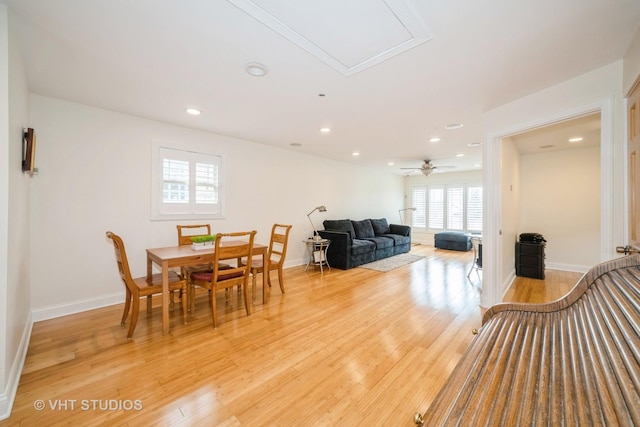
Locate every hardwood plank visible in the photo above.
<box><xmin>504</xmin><ymin>269</ymin><xmax>583</xmax><ymax>304</ymax></box>
<box><xmin>1</xmin><ymin>246</ymin><xmax>578</xmax><ymax>426</ymax></box>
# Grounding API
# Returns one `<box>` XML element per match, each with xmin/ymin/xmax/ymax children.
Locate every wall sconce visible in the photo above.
<box><xmin>307</xmin><ymin>205</ymin><xmax>327</xmax><ymax>240</ymax></box>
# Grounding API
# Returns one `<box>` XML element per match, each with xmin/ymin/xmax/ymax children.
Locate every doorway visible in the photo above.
<box><xmin>481</xmin><ymin>99</ymin><xmax>615</xmax><ymax>308</ymax></box>
<box><xmin>507</xmin><ymin>113</ymin><xmax>601</xmax><ymax>271</ymax></box>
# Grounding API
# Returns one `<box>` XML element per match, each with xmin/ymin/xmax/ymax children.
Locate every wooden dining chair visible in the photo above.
<box><xmin>106</xmin><ymin>231</ymin><xmax>187</xmax><ymax>339</ymax></box>
<box><xmin>176</xmin><ymin>224</ymin><xmax>232</xmax><ymax>309</ymax></box>
<box><xmin>177</xmin><ymin>224</ymin><xmax>212</xmax><ymax>275</ymax></box>
<box><xmin>241</xmin><ymin>224</ymin><xmax>292</xmax><ymax>301</ymax></box>
<box><xmin>177</xmin><ymin>224</ymin><xmax>230</xmax><ymax>273</ymax></box>
<box><xmin>189</xmin><ymin>231</ymin><xmax>256</xmax><ymax>328</ymax></box>
<box><xmin>177</xmin><ymin>224</ymin><xmax>211</xmax><ymax>246</ymax></box>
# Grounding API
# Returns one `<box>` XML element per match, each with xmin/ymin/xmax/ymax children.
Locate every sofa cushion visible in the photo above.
<box><xmin>370</xmin><ymin>218</ymin><xmax>390</xmax><ymax>235</ymax></box>
<box><xmin>323</xmin><ymin>219</ymin><xmax>355</xmax><ymax>239</ymax></box>
<box><xmin>351</xmin><ymin>239</ymin><xmax>375</xmax><ymax>255</ymax></box>
<box><xmin>352</xmin><ymin>219</ymin><xmax>375</xmax><ymax>238</ymax></box>
<box><xmin>363</xmin><ymin>236</ymin><xmax>394</xmax><ymax>249</ymax></box>
<box><xmin>380</xmin><ymin>233</ymin><xmax>411</xmax><ymax>246</ymax></box>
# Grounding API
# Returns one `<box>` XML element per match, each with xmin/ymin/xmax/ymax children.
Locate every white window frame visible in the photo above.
<box><xmin>410</xmin><ymin>183</ymin><xmax>483</xmax><ymax>233</ymax></box>
<box><xmin>151</xmin><ymin>142</ymin><xmax>226</xmax><ymax>221</ymax></box>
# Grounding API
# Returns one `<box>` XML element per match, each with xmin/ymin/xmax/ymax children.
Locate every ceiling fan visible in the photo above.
<box><xmin>400</xmin><ymin>160</ymin><xmax>440</xmax><ymax>176</ymax></box>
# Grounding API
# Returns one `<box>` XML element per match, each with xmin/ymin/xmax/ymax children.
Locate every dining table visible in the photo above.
<box><xmin>146</xmin><ymin>241</ymin><xmax>268</xmax><ymax>335</ymax></box>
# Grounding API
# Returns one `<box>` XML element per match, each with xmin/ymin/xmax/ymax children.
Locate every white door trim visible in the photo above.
<box><xmin>481</xmin><ymin>98</ymin><xmax>615</xmax><ymax>308</ymax></box>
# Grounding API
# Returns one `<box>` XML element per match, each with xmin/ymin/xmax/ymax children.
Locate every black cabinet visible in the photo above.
<box><xmin>515</xmin><ymin>242</ymin><xmax>545</xmax><ymax>279</ymax></box>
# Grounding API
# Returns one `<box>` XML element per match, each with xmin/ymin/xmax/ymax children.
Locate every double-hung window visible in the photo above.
<box><xmin>152</xmin><ymin>144</ymin><xmax>224</xmax><ymax>220</ymax></box>
<box><xmin>411</xmin><ymin>184</ymin><xmax>482</xmax><ymax>233</ymax></box>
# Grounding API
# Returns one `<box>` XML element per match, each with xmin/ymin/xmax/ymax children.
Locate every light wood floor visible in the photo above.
<box><xmin>1</xmin><ymin>246</ymin><xmax>584</xmax><ymax>426</ymax></box>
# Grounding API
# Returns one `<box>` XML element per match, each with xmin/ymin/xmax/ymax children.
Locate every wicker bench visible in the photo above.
<box><xmin>415</xmin><ymin>254</ymin><xmax>640</xmax><ymax>426</ymax></box>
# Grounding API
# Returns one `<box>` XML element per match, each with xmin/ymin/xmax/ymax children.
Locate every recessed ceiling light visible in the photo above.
<box><xmin>456</xmin><ymin>153</ymin><xmax>465</xmax><ymax>157</ymax></box>
<box><xmin>244</xmin><ymin>62</ymin><xmax>268</xmax><ymax>77</ymax></box>
<box><xmin>320</xmin><ymin>127</ymin><xmax>331</xmax><ymax>133</ymax></box>
<box><xmin>445</xmin><ymin>123</ymin><xmax>464</xmax><ymax>130</ymax></box>
<box><xmin>568</xmin><ymin>137</ymin><xmax>584</xmax><ymax>142</ymax></box>
<box><xmin>388</xmin><ymin>162</ymin><xmax>395</xmax><ymax>166</ymax></box>
<box><xmin>474</xmin><ymin>164</ymin><xmax>482</xmax><ymax>168</ymax></box>
<box><xmin>290</xmin><ymin>143</ymin><xmax>302</xmax><ymax>147</ymax></box>
<box><xmin>468</xmin><ymin>142</ymin><xmax>481</xmax><ymax>147</ymax></box>
<box><xmin>429</xmin><ymin>137</ymin><xmax>441</xmax><ymax>143</ymax></box>
<box><xmin>352</xmin><ymin>151</ymin><xmax>360</xmax><ymax>157</ymax></box>
<box><xmin>185</xmin><ymin>108</ymin><xmax>201</xmax><ymax>116</ymax></box>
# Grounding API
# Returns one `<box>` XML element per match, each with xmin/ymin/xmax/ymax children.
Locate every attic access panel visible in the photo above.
<box><xmin>227</xmin><ymin>0</ymin><xmax>432</xmax><ymax>76</ymax></box>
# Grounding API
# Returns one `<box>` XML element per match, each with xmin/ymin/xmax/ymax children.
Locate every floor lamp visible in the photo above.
<box><xmin>398</xmin><ymin>207</ymin><xmax>416</xmax><ymax>224</ymax></box>
<box><xmin>307</xmin><ymin>205</ymin><xmax>327</xmax><ymax>240</ymax></box>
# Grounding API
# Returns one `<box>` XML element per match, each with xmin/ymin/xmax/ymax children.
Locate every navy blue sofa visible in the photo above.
<box><xmin>318</xmin><ymin>218</ymin><xmax>411</xmax><ymax>270</ymax></box>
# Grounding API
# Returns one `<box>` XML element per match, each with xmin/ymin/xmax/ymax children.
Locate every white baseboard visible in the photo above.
<box><xmin>0</xmin><ymin>312</ymin><xmax>33</xmax><ymax>421</ymax></box>
<box><xmin>30</xmin><ymin>258</ymin><xmax>314</xmax><ymax>323</ymax></box>
<box><xmin>545</xmin><ymin>262</ymin><xmax>590</xmax><ymax>273</ymax></box>
<box><xmin>284</xmin><ymin>257</ymin><xmax>305</xmax><ymax>270</ymax></box>
<box><xmin>502</xmin><ymin>269</ymin><xmax>517</xmax><ymax>299</ymax></box>
<box><xmin>32</xmin><ymin>292</ymin><xmax>124</xmax><ymax>322</ymax></box>
<box><xmin>31</xmin><ymin>258</ymin><xmax>314</xmax><ymax>323</ymax></box>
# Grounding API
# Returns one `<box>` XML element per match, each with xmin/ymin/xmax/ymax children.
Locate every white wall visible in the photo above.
<box><xmin>520</xmin><ymin>146</ymin><xmax>600</xmax><ymax>271</ymax></box>
<box><xmin>500</xmin><ymin>137</ymin><xmax>520</xmax><ymax>282</ymax></box>
<box><xmin>1</xmin><ymin>5</ymin><xmax>32</xmax><ymax>420</ymax></box>
<box><xmin>623</xmin><ymin>26</ymin><xmax>640</xmax><ymax>94</ymax></box>
<box><xmin>29</xmin><ymin>95</ymin><xmax>404</xmax><ymax>319</ymax></box>
<box><xmin>0</xmin><ymin>5</ymin><xmax>9</xmax><ymax>415</ymax></box>
<box><xmin>403</xmin><ymin>170</ymin><xmax>483</xmax><ymax>245</ymax></box>
<box><xmin>482</xmin><ymin>61</ymin><xmax>625</xmax><ymax>307</ymax></box>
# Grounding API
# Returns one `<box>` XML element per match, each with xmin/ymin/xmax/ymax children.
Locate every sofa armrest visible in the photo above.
<box><xmin>318</xmin><ymin>230</ymin><xmax>351</xmax><ymax>270</ymax></box>
<box><xmin>389</xmin><ymin>224</ymin><xmax>411</xmax><ymax>236</ymax></box>
<box><xmin>318</xmin><ymin>230</ymin><xmax>351</xmax><ymax>246</ymax></box>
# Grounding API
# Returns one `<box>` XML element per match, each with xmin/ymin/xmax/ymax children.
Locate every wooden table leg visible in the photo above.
<box><xmin>262</xmin><ymin>249</ymin><xmax>268</xmax><ymax>305</ymax></box>
<box><xmin>162</xmin><ymin>260</ymin><xmax>169</xmax><ymax>335</ymax></box>
<box><xmin>147</xmin><ymin>255</ymin><xmax>152</xmax><ymax>280</ymax></box>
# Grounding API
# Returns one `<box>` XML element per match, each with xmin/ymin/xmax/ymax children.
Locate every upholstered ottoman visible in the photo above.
<box><xmin>434</xmin><ymin>231</ymin><xmax>471</xmax><ymax>251</ymax></box>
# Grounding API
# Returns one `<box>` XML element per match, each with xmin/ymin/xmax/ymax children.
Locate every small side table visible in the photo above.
<box><xmin>304</xmin><ymin>238</ymin><xmax>331</xmax><ymax>273</ymax></box>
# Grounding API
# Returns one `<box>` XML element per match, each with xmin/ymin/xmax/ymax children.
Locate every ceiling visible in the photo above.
<box><xmin>2</xmin><ymin>0</ymin><xmax>639</xmax><ymax>175</ymax></box>
<box><xmin>512</xmin><ymin>113</ymin><xmax>601</xmax><ymax>155</ymax></box>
